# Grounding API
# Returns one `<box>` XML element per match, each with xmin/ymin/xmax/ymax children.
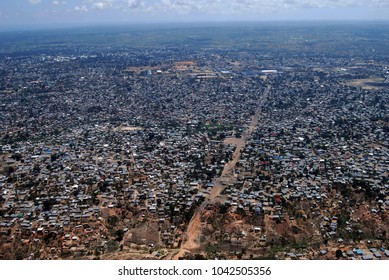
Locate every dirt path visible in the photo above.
<box><xmin>172</xmin><ymin>85</ymin><xmax>271</xmax><ymax>259</ymax></box>
<box><xmin>172</xmin><ymin>210</ymin><xmax>203</xmax><ymax>259</ymax></box>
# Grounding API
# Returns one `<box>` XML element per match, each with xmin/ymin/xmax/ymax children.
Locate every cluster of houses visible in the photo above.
<box><xmin>0</xmin><ymin>46</ymin><xmax>266</xmax><ymax>258</ymax></box>
<box><xmin>209</xmin><ymin>70</ymin><xmax>388</xmax><ymax>259</ymax></box>
<box><xmin>1</xmin><ymin>41</ymin><xmax>388</xmax><ymax>259</ymax></box>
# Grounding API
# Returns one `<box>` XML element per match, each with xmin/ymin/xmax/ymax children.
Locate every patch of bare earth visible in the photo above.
<box><xmin>346</xmin><ymin>77</ymin><xmax>386</xmax><ymax>89</ymax></box>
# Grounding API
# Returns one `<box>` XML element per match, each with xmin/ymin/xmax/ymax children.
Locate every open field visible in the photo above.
<box><xmin>347</xmin><ymin>78</ymin><xmax>389</xmax><ymax>90</ymax></box>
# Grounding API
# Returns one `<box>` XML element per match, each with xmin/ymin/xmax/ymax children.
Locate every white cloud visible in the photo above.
<box><xmin>161</xmin><ymin>0</ymin><xmax>171</xmax><ymax>5</ymax></box>
<box><xmin>52</xmin><ymin>0</ymin><xmax>66</xmax><ymax>5</ymax></box>
<box><xmin>28</xmin><ymin>0</ymin><xmax>42</xmax><ymax>4</ymax></box>
<box><xmin>92</xmin><ymin>1</ymin><xmax>114</xmax><ymax>10</ymax></box>
<box><xmin>370</xmin><ymin>0</ymin><xmax>389</xmax><ymax>7</ymax></box>
<box><xmin>74</xmin><ymin>5</ymin><xmax>89</xmax><ymax>13</ymax></box>
<box><xmin>127</xmin><ymin>0</ymin><xmax>145</xmax><ymax>9</ymax></box>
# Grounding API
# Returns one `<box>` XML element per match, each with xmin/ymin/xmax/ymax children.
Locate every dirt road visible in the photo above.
<box><xmin>172</xmin><ymin>85</ymin><xmax>271</xmax><ymax>259</ymax></box>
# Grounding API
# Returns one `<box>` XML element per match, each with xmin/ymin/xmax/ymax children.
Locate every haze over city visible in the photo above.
<box><xmin>1</xmin><ymin>0</ymin><xmax>389</xmax><ymax>30</ymax></box>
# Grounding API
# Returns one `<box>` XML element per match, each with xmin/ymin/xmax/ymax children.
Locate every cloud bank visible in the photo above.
<box><xmin>70</xmin><ymin>0</ymin><xmax>389</xmax><ymax>14</ymax></box>
<box><xmin>6</xmin><ymin>0</ymin><xmax>387</xmax><ymax>28</ymax></box>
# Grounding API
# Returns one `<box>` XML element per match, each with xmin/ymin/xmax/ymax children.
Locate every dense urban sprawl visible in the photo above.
<box><xmin>0</xmin><ymin>25</ymin><xmax>388</xmax><ymax>260</ymax></box>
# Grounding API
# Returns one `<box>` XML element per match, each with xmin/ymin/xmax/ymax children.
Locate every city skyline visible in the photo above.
<box><xmin>1</xmin><ymin>0</ymin><xmax>389</xmax><ymax>31</ymax></box>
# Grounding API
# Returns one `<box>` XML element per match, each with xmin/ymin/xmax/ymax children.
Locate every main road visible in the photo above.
<box><xmin>172</xmin><ymin>85</ymin><xmax>271</xmax><ymax>259</ymax></box>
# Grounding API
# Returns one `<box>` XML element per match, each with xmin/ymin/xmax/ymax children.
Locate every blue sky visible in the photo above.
<box><xmin>0</xmin><ymin>0</ymin><xmax>389</xmax><ymax>30</ymax></box>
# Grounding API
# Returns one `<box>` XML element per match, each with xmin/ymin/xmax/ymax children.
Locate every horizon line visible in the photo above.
<box><xmin>1</xmin><ymin>19</ymin><xmax>389</xmax><ymax>33</ymax></box>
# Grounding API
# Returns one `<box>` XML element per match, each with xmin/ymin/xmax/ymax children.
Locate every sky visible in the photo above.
<box><xmin>0</xmin><ymin>0</ymin><xmax>389</xmax><ymax>30</ymax></box>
